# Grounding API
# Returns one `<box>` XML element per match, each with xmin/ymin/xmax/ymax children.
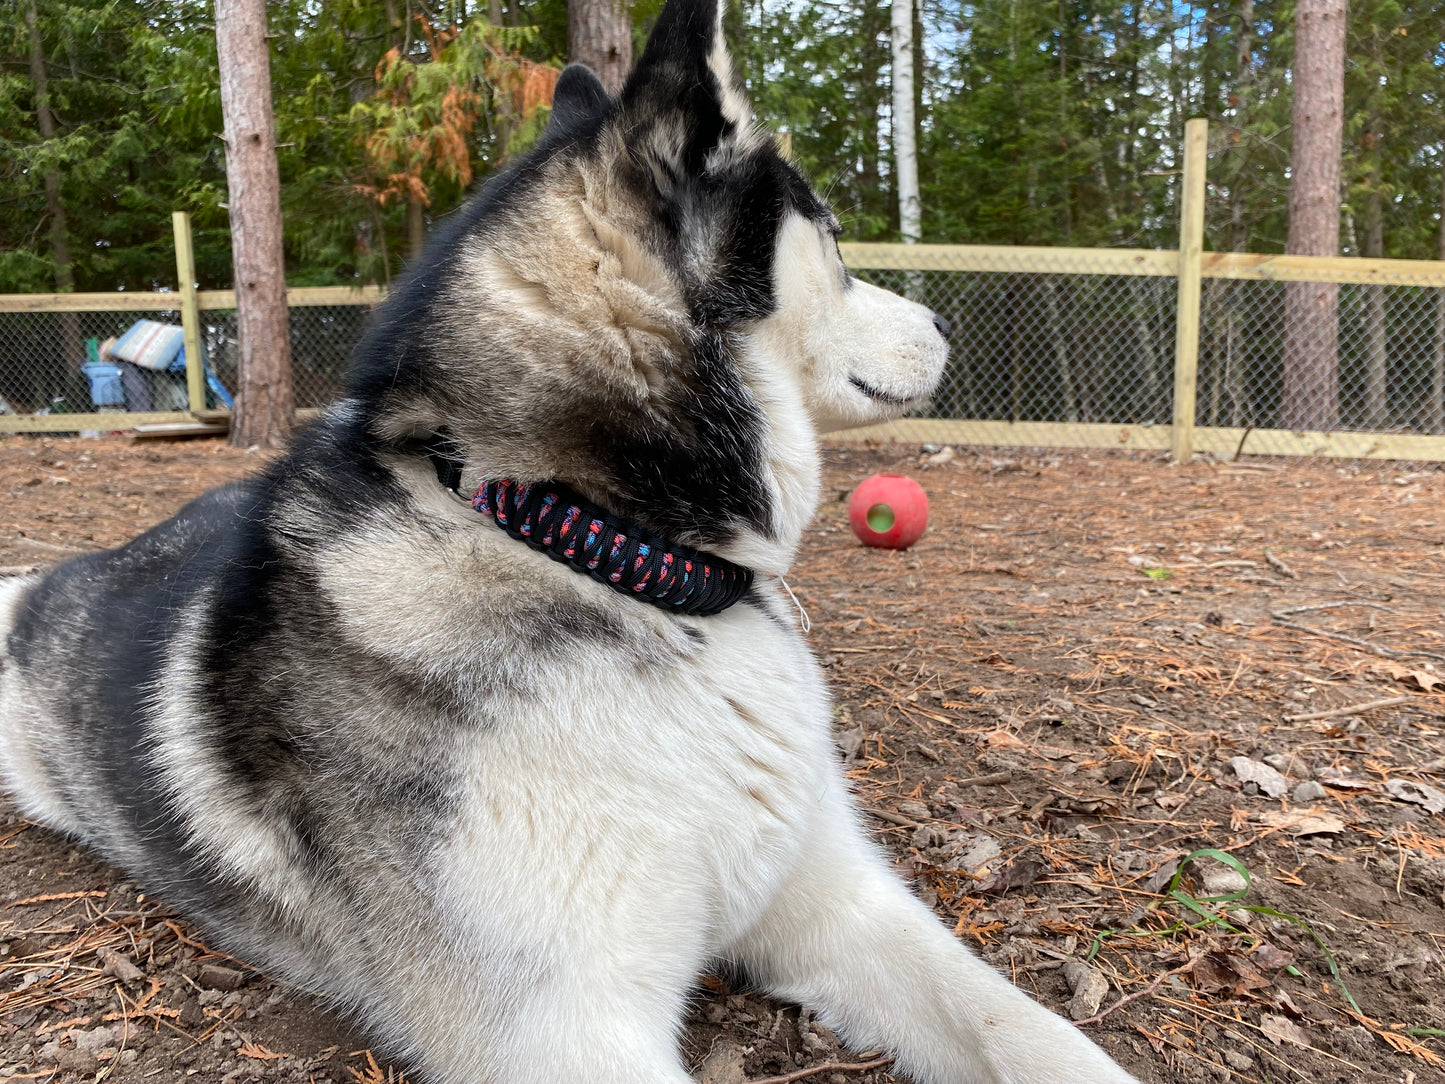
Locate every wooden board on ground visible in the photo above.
<box><xmin>131</xmin><ymin>420</ymin><xmax>230</xmax><ymax>440</ymax></box>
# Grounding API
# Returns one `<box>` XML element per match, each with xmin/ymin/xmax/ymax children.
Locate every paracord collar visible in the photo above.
<box><xmin>420</xmin><ymin>433</ymin><xmax>752</xmax><ymax>616</ymax></box>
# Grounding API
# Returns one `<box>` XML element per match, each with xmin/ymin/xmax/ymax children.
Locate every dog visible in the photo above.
<box><xmin>0</xmin><ymin>2</ymin><xmax>1141</xmax><ymax>1080</ymax></box>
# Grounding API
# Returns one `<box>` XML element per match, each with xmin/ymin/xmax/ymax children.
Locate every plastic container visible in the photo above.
<box><xmin>81</xmin><ymin>361</ymin><xmax>126</xmax><ymax>408</ymax></box>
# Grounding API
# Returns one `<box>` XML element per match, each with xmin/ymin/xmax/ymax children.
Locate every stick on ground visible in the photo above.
<box><xmin>749</xmin><ymin>1056</ymin><xmax>896</xmax><ymax>1084</ymax></box>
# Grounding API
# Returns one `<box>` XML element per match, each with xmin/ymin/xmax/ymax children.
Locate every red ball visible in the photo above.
<box><xmin>848</xmin><ymin>473</ymin><xmax>929</xmax><ymax>550</ymax></box>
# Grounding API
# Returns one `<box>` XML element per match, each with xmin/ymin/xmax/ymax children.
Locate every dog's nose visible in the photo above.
<box><xmin>931</xmin><ymin>312</ymin><xmax>951</xmax><ymax>339</ymax></box>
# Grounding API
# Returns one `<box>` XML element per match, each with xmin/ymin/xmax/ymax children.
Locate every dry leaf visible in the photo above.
<box><xmin>975</xmin><ymin>859</ymin><xmax>1044</xmax><ymax>895</ymax></box>
<box><xmin>1384</xmin><ymin>779</ymin><xmax>1445</xmax><ymax>815</ymax></box>
<box><xmin>1373</xmin><ymin>661</ymin><xmax>1445</xmax><ymax>693</ymax></box>
<box><xmin>1253</xmin><ymin>942</ymin><xmax>1297</xmax><ymax>971</ymax></box>
<box><xmin>1257</xmin><ymin>809</ymin><xmax>1346</xmax><ymax>836</ymax></box>
<box><xmin>1191</xmin><ymin>952</ymin><xmax>1270</xmax><ymax>996</ymax></box>
<box><xmin>1316</xmin><ymin>772</ymin><xmax>1376</xmax><ymax>791</ymax></box>
<box><xmin>1259</xmin><ymin>1013</ymin><xmax>1313</xmax><ymax>1048</ymax></box>
<box><xmin>348</xmin><ymin>1051</ymin><xmax>409</xmax><ymax>1084</ymax></box>
<box><xmin>1142</xmin><ymin>858</ymin><xmax>1182</xmax><ymax>895</ymax></box>
<box><xmin>1230</xmin><ymin>756</ymin><xmax>1289</xmax><ymax>799</ymax></box>
<box><xmin>1379</xmin><ymin>1030</ymin><xmax>1445</xmax><ymax>1068</ymax></box>
<box><xmin>239</xmin><ymin>1043</ymin><xmax>284</xmax><ymax>1060</ymax></box>
<box><xmin>950</xmin><ymin>833</ymin><xmax>1002</xmax><ymax>874</ymax></box>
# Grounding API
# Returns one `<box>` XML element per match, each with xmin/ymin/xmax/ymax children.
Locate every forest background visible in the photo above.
<box><xmin>2</xmin><ymin>0</ymin><xmax>1444</xmax><ymax>295</ymax></box>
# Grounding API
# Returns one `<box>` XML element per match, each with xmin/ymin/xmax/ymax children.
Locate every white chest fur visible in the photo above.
<box><xmin>434</xmin><ymin>601</ymin><xmax>834</xmax><ymax>967</ymax></box>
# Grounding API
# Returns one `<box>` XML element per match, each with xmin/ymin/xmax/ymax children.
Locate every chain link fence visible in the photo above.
<box><xmin>854</xmin><ymin>266</ymin><xmax>1177</xmax><ymax>429</ymax></box>
<box><xmin>0</xmin><ymin>300</ymin><xmax>380</xmax><ymax>422</ymax></box>
<box><xmin>842</xmin><ymin>244</ymin><xmax>1445</xmax><ymax>461</ymax></box>
<box><xmin>3</xmin><ymin>248</ymin><xmax>1445</xmax><ymax>462</ymax></box>
<box><xmin>0</xmin><ymin>307</ymin><xmax>189</xmax><ymax>418</ymax></box>
<box><xmin>200</xmin><ymin>303</ymin><xmax>380</xmax><ymax>411</ymax></box>
<box><xmin>1194</xmin><ymin>276</ymin><xmax>1445</xmax><ymax>455</ymax></box>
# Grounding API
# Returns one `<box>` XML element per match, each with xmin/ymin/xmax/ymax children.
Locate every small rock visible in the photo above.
<box><xmin>1335</xmin><ymin>1025</ymin><xmax>1373</xmax><ymax>1054</ymax></box>
<box><xmin>178</xmin><ymin>998</ymin><xmax>207</xmax><ymax>1028</ymax></box>
<box><xmin>1229</xmin><ymin>756</ymin><xmax>1289</xmax><ymax>799</ymax></box>
<box><xmin>952</xmin><ymin>834</ymin><xmax>1002</xmax><ymax>873</ymax></box>
<box><xmin>1261</xmin><ymin>753</ymin><xmax>1291</xmax><ymax>774</ymax></box>
<box><xmin>924</xmin><ymin>446</ymin><xmax>956</xmax><ymax>466</ymax></box>
<box><xmin>911</xmin><ymin>824</ymin><xmax>948</xmax><ymax>849</ymax></box>
<box><xmin>1292</xmin><ymin>780</ymin><xmax>1326</xmax><ymax>803</ymax></box>
<box><xmin>199</xmin><ymin>963</ymin><xmax>245</xmax><ymax>991</ymax></box>
<box><xmin>56</xmin><ymin>1049</ymin><xmax>99</xmax><ymax>1075</ymax></box>
<box><xmin>704</xmin><ymin>1002</ymin><xmax>727</xmax><ymax>1024</ymax></box>
<box><xmin>68</xmin><ymin>1025</ymin><xmax>115</xmax><ymax>1056</ymax></box>
<box><xmin>693</xmin><ymin>1039</ymin><xmax>748</xmax><ymax>1084</ymax></box>
<box><xmin>96</xmin><ymin>946</ymin><xmax>145</xmax><ymax>985</ymax></box>
<box><xmin>896</xmin><ymin>800</ymin><xmax>931</xmax><ymax>821</ymax></box>
<box><xmin>1201</xmin><ymin>866</ymin><xmax>1248</xmax><ymax>897</ymax></box>
<box><xmin>1222</xmin><ymin>1049</ymin><xmax>1253</xmax><ymax>1071</ymax></box>
<box><xmin>1061</xmin><ymin>961</ymin><xmax>1110</xmax><ymax>1020</ymax></box>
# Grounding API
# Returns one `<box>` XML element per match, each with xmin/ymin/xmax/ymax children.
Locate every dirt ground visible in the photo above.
<box><xmin>1</xmin><ymin>433</ymin><xmax>1444</xmax><ymax>1084</ymax></box>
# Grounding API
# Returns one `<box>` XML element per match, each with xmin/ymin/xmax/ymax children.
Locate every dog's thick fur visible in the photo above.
<box><xmin>0</xmin><ymin>4</ymin><xmax>1139</xmax><ymax>1081</ymax></box>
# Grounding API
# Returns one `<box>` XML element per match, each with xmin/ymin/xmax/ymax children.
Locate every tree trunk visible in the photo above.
<box><xmin>1431</xmin><ymin>148</ymin><xmax>1445</xmax><ymax>433</ymax></box>
<box><xmin>1362</xmin><ymin>184</ymin><xmax>1387</xmax><ymax>428</ymax></box>
<box><xmin>26</xmin><ymin>0</ymin><xmax>82</xmax><ymax>396</ymax></box>
<box><xmin>1222</xmin><ymin>0</ymin><xmax>1254</xmax><ymax>428</ymax></box>
<box><xmin>1279</xmin><ymin>0</ymin><xmax>1344</xmax><ymax>432</ymax></box>
<box><xmin>26</xmin><ymin>1</ymin><xmax>71</xmax><ymax>295</ymax></box>
<box><xmin>1132</xmin><ymin>276</ymin><xmax>1163</xmax><ymax>421</ymax></box>
<box><xmin>568</xmin><ymin>0</ymin><xmax>630</xmax><ymax>95</ymax></box>
<box><xmin>1228</xmin><ymin>0</ymin><xmax>1254</xmax><ymax>253</ymax></box>
<box><xmin>891</xmin><ymin>0</ymin><xmax>920</xmax><ymax>244</ymax></box>
<box><xmin>217</xmin><ymin>0</ymin><xmax>294</xmax><ymax>447</ymax></box>
<box><xmin>1057</xmin><ymin>0</ymin><xmax>1070</xmax><ymax>242</ymax></box>
<box><xmin>1045</xmin><ymin>278</ymin><xmax>1078</xmax><ymax>422</ymax></box>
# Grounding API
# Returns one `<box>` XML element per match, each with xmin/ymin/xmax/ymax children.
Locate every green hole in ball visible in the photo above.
<box><xmin>866</xmin><ymin>503</ymin><xmax>895</xmax><ymax>532</ymax></box>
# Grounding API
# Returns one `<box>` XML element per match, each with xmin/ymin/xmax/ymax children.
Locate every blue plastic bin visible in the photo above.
<box><xmin>81</xmin><ymin>361</ymin><xmax>126</xmax><ymax>408</ymax></box>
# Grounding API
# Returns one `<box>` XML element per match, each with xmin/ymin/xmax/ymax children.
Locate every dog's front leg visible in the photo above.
<box><xmin>728</xmin><ymin>781</ymin><xmax>1141</xmax><ymax>1084</ymax></box>
<box><xmin>405</xmin><ymin>964</ymin><xmax>701</xmax><ymax>1084</ymax></box>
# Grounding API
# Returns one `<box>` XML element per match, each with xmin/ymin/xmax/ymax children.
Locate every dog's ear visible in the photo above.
<box><xmin>618</xmin><ymin>0</ymin><xmax>755</xmax><ymax>182</ymax></box>
<box><xmin>547</xmin><ymin>63</ymin><xmax>613</xmax><ymax>134</ymax></box>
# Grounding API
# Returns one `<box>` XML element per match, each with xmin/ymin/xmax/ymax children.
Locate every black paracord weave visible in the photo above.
<box><xmin>471</xmin><ymin>478</ymin><xmax>753</xmax><ymax>617</ymax></box>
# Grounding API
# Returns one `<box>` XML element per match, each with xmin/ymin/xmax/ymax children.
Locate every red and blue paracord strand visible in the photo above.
<box><xmin>471</xmin><ymin>478</ymin><xmax>752</xmax><ymax>616</ymax></box>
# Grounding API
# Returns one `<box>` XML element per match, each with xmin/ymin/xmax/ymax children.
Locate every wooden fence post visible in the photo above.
<box><xmin>1172</xmin><ymin>119</ymin><xmax>1208</xmax><ymax>463</ymax></box>
<box><xmin>172</xmin><ymin>211</ymin><xmax>206</xmax><ymax>414</ymax></box>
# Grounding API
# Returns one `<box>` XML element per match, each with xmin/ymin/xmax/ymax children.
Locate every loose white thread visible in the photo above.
<box><xmin>774</xmin><ymin>574</ymin><xmax>811</xmax><ymax>634</ymax></box>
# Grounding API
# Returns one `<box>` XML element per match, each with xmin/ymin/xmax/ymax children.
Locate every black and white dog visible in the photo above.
<box><xmin>0</xmin><ymin>2</ymin><xmax>1139</xmax><ymax>1080</ymax></box>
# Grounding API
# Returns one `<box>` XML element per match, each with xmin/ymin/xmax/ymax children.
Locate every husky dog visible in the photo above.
<box><xmin>0</xmin><ymin>3</ymin><xmax>1140</xmax><ymax>1081</ymax></box>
